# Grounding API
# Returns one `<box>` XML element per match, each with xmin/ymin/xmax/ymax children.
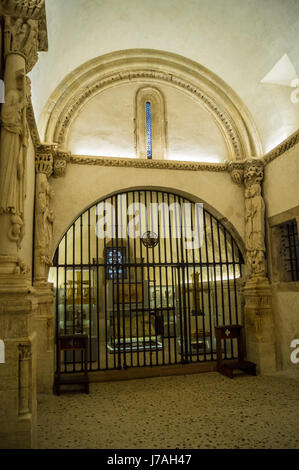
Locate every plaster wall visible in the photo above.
<box><xmin>263</xmin><ymin>143</ymin><xmax>299</xmax><ymax>218</ymax></box>
<box><xmin>50</xmin><ymin>164</ymin><xmax>245</xmax><ymax>255</ymax></box>
<box><xmin>263</xmin><ymin>145</ymin><xmax>299</xmax><ymax>373</ymax></box>
<box><xmin>272</xmin><ymin>287</ymin><xmax>299</xmax><ymax>370</ymax></box>
<box><xmin>68</xmin><ymin>82</ymin><xmax>228</xmax><ymax>162</ymax></box>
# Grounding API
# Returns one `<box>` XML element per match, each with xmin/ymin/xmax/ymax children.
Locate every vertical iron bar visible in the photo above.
<box><xmin>231</xmin><ymin>234</ymin><xmax>239</xmax><ymax>326</ymax></box>
<box><xmin>111</xmin><ymin>197</ymin><xmax>116</xmax><ymax>369</ymax></box>
<box><xmin>120</xmin><ymin>194</ymin><xmax>127</xmax><ymax>369</ymax></box>
<box><xmin>95</xmin><ymin>203</ymin><xmax>101</xmax><ymax>370</ymax></box>
<box><xmin>126</xmin><ymin>192</ymin><xmax>133</xmax><ymax>368</ymax></box>
<box><xmin>223</xmin><ymin>226</ymin><xmax>233</xmax><ymax>357</ymax></box>
<box><xmin>88</xmin><ymin>209</ymin><xmax>92</xmax><ymax>369</ymax></box>
<box><xmin>138</xmin><ymin>190</ymin><xmax>146</xmax><ymax>366</ymax></box>
<box><xmin>177</xmin><ymin>195</ymin><xmax>188</xmax><ymax>362</ymax></box>
<box><xmin>182</xmin><ymin>197</ymin><xmax>193</xmax><ymax>362</ymax></box>
<box><xmin>115</xmin><ymin>194</ymin><xmax>122</xmax><ymax>369</ymax></box>
<box><xmin>103</xmin><ymin>199</ymin><xmax>109</xmax><ymax>370</ymax></box>
<box><xmin>203</xmin><ymin>210</ymin><xmax>214</xmax><ymax>360</ymax></box>
<box><xmin>190</xmin><ymin>201</ymin><xmax>200</xmax><ymax>362</ymax></box>
<box><xmin>133</xmin><ymin>191</ymin><xmax>140</xmax><ymax>367</ymax></box>
<box><xmin>216</xmin><ymin>220</ymin><xmax>227</xmax><ymax>359</ymax></box>
<box><xmin>167</xmin><ymin>193</ymin><xmax>177</xmax><ymax>363</ymax></box>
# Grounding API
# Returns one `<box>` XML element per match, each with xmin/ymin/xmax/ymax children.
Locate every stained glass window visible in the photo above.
<box><xmin>104</xmin><ymin>247</ymin><xmax>127</xmax><ymax>280</ymax></box>
<box><xmin>146</xmin><ymin>101</ymin><xmax>152</xmax><ymax>159</ymax></box>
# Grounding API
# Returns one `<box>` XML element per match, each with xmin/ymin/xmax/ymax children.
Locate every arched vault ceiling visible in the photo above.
<box><xmin>38</xmin><ymin>49</ymin><xmax>262</xmax><ymax>161</ymax></box>
<box><xmin>30</xmin><ymin>0</ymin><xmax>299</xmax><ymax>155</ymax></box>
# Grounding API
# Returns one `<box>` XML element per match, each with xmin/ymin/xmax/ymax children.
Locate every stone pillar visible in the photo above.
<box><xmin>229</xmin><ymin>160</ymin><xmax>277</xmax><ymax>373</ymax></box>
<box><xmin>0</xmin><ymin>288</ymin><xmax>38</xmax><ymax>448</ymax></box>
<box><xmin>33</xmin><ymin>147</ymin><xmax>55</xmax><ymax>393</ymax></box>
<box><xmin>0</xmin><ymin>0</ymin><xmax>48</xmax><ymax>449</ymax></box>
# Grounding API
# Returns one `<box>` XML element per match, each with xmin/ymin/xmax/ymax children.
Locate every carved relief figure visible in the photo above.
<box><xmin>36</xmin><ymin>180</ymin><xmax>54</xmax><ymax>269</ymax></box>
<box><xmin>3</xmin><ymin>16</ymin><xmax>39</xmax><ymax>72</ymax></box>
<box><xmin>245</xmin><ymin>183</ymin><xmax>265</xmax><ymax>252</ymax></box>
<box><xmin>0</xmin><ymin>69</ymin><xmax>28</xmax><ymax>246</ymax></box>
<box><xmin>244</xmin><ymin>160</ymin><xmax>266</xmax><ymax>278</ymax></box>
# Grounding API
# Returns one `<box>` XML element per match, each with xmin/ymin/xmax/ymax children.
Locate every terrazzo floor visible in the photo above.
<box><xmin>37</xmin><ymin>370</ymin><xmax>299</xmax><ymax>449</ymax></box>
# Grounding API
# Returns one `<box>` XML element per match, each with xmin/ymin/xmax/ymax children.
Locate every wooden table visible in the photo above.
<box><xmin>54</xmin><ymin>334</ymin><xmax>89</xmax><ymax>395</ymax></box>
<box><xmin>215</xmin><ymin>325</ymin><xmax>256</xmax><ymax>378</ymax></box>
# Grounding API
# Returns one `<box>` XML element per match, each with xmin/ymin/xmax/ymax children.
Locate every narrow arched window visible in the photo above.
<box><xmin>146</xmin><ymin>101</ymin><xmax>152</xmax><ymax>159</ymax></box>
<box><xmin>135</xmin><ymin>87</ymin><xmax>167</xmax><ymax>160</ymax></box>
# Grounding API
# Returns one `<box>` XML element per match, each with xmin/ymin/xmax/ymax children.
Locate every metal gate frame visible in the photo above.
<box><xmin>52</xmin><ymin>190</ymin><xmax>244</xmax><ymax>374</ymax></box>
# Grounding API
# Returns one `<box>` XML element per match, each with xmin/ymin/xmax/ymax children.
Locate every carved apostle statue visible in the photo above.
<box><xmin>0</xmin><ymin>69</ymin><xmax>28</xmax><ymax>220</ymax></box>
<box><xmin>245</xmin><ymin>182</ymin><xmax>265</xmax><ymax>253</ymax></box>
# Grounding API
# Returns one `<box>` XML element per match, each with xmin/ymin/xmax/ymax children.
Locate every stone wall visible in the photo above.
<box><xmin>264</xmin><ymin>142</ymin><xmax>299</xmax><ymax>372</ymax></box>
<box><xmin>50</xmin><ymin>162</ymin><xmax>245</xmax><ymax>258</ymax></box>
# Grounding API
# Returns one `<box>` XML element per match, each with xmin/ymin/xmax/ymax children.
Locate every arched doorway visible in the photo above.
<box><xmin>50</xmin><ymin>189</ymin><xmax>244</xmax><ymax>374</ymax></box>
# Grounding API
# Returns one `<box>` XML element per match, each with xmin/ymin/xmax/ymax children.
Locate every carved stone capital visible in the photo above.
<box><xmin>1</xmin><ymin>1</ymin><xmax>45</xmax><ymax>19</ymax></box>
<box><xmin>228</xmin><ymin>161</ymin><xmax>244</xmax><ymax>184</ymax></box>
<box><xmin>3</xmin><ymin>16</ymin><xmax>41</xmax><ymax>72</ymax></box>
<box><xmin>244</xmin><ymin>158</ymin><xmax>264</xmax><ymax>187</ymax></box>
<box><xmin>0</xmin><ymin>1</ymin><xmax>48</xmax><ymax>54</ymax></box>
<box><xmin>35</xmin><ymin>145</ymin><xmax>55</xmax><ymax>176</ymax></box>
<box><xmin>18</xmin><ymin>342</ymin><xmax>31</xmax><ymax>360</ymax></box>
<box><xmin>53</xmin><ymin>150</ymin><xmax>70</xmax><ymax>178</ymax></box>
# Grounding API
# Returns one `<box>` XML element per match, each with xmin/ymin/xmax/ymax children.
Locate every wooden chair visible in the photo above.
<box><xmin>215</xmin><ymin>325</ymin><xmax>256</xmax><ymax>378</ymax></box>
<box><xmin>54</xmin><ymin>334</ymin><xmax>89</xmax><ymax>395</ymax></box>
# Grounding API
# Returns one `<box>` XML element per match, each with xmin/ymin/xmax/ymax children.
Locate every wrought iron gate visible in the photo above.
<box><xmin>51</xmin><ymin>190</ymin><xmax>244</xmax><ymax>373</ymax></box>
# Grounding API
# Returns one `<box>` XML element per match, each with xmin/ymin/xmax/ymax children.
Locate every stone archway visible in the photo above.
<box><xmin>40</xmin><ymin>49</ymin><xmax>263</xmax><ymax>161</ymax></box>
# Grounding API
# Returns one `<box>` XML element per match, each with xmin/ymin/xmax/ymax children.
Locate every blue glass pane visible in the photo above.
<box><xmin>146</xmin><ymin>101</ymin><xmax>152</xmax><ymax>159</ymax></box>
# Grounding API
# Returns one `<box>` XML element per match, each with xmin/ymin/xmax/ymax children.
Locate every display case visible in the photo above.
<box><xmin>174</xmin><ymin>270</ymin><xmax>216</xmax><ymax>357</ymax></box>
<box><xmin>56</xmin><ymin>269</ymin><xmax>98</xmax><ymax>362</ymax></box>
<box><xmin>106</xmin><ymin>280</ymin><xmax>163</xmax><ymax>352</ymax></box>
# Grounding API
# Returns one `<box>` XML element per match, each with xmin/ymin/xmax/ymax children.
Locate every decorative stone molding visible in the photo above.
<box><xmin>41</xmin><ymin>50</ymin><xmax>263</xmax><ymax>161</ymax></box>
<box><xmin>263</xmin><ymin>128</ymin><xmax>299</xmax><ymax>164</ymax></box>
<box><xmin>26</xmin><ymin>99</ymin><xmax>40</xmax><ymax>147</ymax></box>
<box><xmin>70</xmin><ymin>155</ymin><xmax>228</xmax><ymax>172</ymax></box>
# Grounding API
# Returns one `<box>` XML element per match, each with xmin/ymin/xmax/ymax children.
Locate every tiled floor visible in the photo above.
<box><xmin>37</xmin><ymin>370</ymin><xmax>299</xmax><ymax>449</ymax></box>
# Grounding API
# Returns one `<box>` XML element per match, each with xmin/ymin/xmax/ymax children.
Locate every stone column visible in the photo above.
<box><xmin>0</xmin><ymin>10</ymin><xmax>41</xmax><ymax>274</ymax></box>
<box><xmin>0</xmin><ymin>0</ymin><xmax>48</xmax><ymax>449</ymax></box>
<box><xmin>33</xmin><ymin>146</ymin><xmax>55</xmax><ymax>393</ymax></box>
<box><xmin>31</xmin><ymin>145</ymin><xmax>69</xmax><ymax>394</ymax></box>
<box><xmin>18</xmin><ymin>343</ymin><xmax>32</xmax><ymax>415</ymax></box>
<box><xmin>229</xmin><ymin>160</ymin><xmax>277</xmax><ymax>373</ymax></box>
